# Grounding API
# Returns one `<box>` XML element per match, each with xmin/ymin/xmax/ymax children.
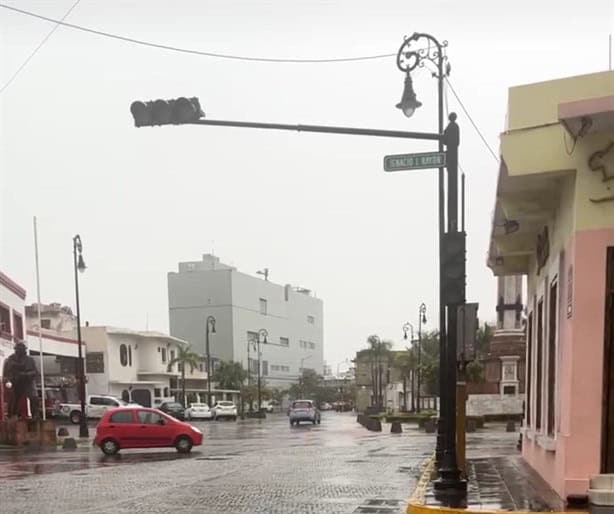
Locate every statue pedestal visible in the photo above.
<box><xmin>0</xmin><ymin>419</ymin><xmax>57</xmax><ymax>447</ymax></box>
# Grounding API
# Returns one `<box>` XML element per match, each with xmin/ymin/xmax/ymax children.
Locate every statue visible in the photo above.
<box><xmin>2</xmin><ymin>342</ymin><xmax>39</xmax><ymax>420</ymax></box>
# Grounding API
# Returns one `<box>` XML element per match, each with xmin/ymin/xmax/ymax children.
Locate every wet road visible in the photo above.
<box><xmin>0</xmin><ymin>413</ymin><xmax>435</xmax><ymax>513</ymax></box>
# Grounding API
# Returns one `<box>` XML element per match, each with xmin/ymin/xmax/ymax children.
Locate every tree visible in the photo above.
<box><xmin>475</xmin><ymin>322</ymin><xmax>494</xmax><ymax>357</ymax></box>
<box><xmin>364</xmin><ymin>335</ymin><xmax>392</xmax><ymax>409</ymax></box>
<box><xmin>213</xmin><ymin>361</ymin><xmax>248</xmax><ymax>390</ymax></box>
<box><xmin>167</xmin><ymin>345</ymin><xmax>201</xmax><ymax>407</ymax></box>
<box><xmin>394</xmin><ymin>348</ymin><xmax>417</xmax><ymax>411</ymax></box>
<box><xmin>465</xmin><ymin>360</ymin><xmax>484</xmax><ymax>384</ymax></box>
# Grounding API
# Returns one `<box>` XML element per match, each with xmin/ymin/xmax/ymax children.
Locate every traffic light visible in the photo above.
<box><xmin>130</xmin><ymin>97</ymin><xmax>204</xmax><ymax>127</ymax></box>
<box><xmin>442</xmin><ymin>231</ymin><xmax>466</xmax><ymax>305</ymax></box>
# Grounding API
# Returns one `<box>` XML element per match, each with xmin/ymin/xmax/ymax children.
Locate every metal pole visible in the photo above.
<box><xmin>417</xmin><ymin>304</ymin><xmax>424</xmax><ymax>413</ymax></box>
<box><xmin>188</xmin><ymin>119</ymin><xmax>441</xmax><ymax>141</ymax></box>
<box><xmin>434</xmin><ymin>113</ymin><xmax>466</xmax><ymax>495</ymax></box>
<box><xmin>33</xmin><ymin>217</ymin><xmax>45</xmax><ymax>420</ymax></box>
<box><xmin>257</xmin><ymin>337</ymin><xmax>262</xmax><ymax>411</ymax></box>
<box><xmin>205</xmin><ymin>322</ymin><xmax>211</xmax><ymax>406</ymax></box>
<box><xmin>73</xmin><ymin>235</ymin><xmax>88</xmax><ymax>439</ymax></box>
<box><xmin>436</xmin><ymin>41</ymin><xmax>447</xmax><ymax>471</ymax></box>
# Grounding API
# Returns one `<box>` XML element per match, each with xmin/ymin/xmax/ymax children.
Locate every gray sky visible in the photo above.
<box><xmin>2</xmin><ymin>0</ymin><xmax>613</xmax><ymax>370</ymax></box>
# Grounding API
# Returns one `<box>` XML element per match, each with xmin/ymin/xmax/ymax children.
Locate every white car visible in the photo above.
<box><xmin>185</xmin><ymin>403</ymin><xmax>213</xmax><ymax>421</ymax></box>
<box><xmin>211</xmin><ymin>401</ymin><xmax>237</xmax><ymax>421</ymax></box>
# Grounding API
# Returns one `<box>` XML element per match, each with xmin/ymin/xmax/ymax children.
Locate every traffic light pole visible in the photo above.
<box><xmin>434</xmin><ymin>113</ymin><xmax>466</xmax><ymax>496</ymax></box>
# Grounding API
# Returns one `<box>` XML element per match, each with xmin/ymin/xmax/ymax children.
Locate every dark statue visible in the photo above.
<box><xmin>2</xmin><ymin>342</ymin><xmax>39</xmax><ymax>420</ymax></box>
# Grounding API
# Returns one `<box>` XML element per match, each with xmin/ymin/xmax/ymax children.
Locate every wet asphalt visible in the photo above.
<box><xmin>0</xmin><ymin>412</ymin><xmax>439</xmax><ymax>513</ymax></box>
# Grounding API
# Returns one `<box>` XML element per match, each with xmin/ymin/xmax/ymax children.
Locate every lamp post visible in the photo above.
<box><xmin>402</xmin><ymin>322</ymin><xmax>415</xmax><ymax>411</ymax></box>
<box><xmin>396</xmin><ymin>31</ymin><xmax>449</xmax><ymax>472</ymax></box>
<box><xmin>417</xmin><ymin>303</ymin><xmax>427</xmax><ymax>413</ymax></box>
<box><xmin>257</xmin><ymin>329</ymin><xmax>268</xmax><ymax>413</ymax></box>
<box><xmin>205</xmin><ymin>316</ymin><xmax>216</xmax><ymax>407</ymax></box>
<box><xmin>72</xmin><ymin>235</ymin><xmax>88</xmax><ymax>439</ymax></box>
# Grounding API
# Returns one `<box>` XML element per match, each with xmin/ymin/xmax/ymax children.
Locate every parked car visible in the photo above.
<box><xmin>320</xmin><ymin>402</ymin><xmax>332</xmax><ymax>411</ymax></box>
<box><xmin>185</xmin><ymin>403</ymin><xmax>212</xmax><ymax>421</ymax></box>
<box><xmin>58</xmin><ymin>395</ymin><xmax>134</xmax><ymax>424</ymax></box>
<box><xmin>289</xmin><ymin>400</ymin><xmax>321</xmax><ymax>426</ymax></box>
<box><xmin>94</xmin><ymin>407</ymin><xmax>203</xmax><ymax>455</ymax></box>
<box><xmin>159</xmin><ymin>401</ymin><xmax>185</xmax><ymax>420</ymax></box>
<box><xmin>211</xmin><ymin>401</ymin><xmax>237</xmax><ymax>420</ymax></box>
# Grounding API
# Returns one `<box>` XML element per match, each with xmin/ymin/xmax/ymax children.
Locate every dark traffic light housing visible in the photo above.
<box><xmin>130</xmin><ymin>97</ymin><xmax>204</xmax><ymax>127</ymax></box>
<box><xmin>442</xmin><ymin>231</ymin><xmax>466</xmax><ymax>306</ymax></box>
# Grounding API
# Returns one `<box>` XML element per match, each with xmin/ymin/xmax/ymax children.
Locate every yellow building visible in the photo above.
<box><xmin>488</xmin><ymin>70</ymin><xmax>614</xmax><ymax>502</ymax></box>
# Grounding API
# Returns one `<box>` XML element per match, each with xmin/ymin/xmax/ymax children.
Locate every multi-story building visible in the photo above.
<box><xmin>487</xmin><ymin>70</ymin><xmax>614</xmax><ymax>502</ymax></box>
<box><xmin>77</xmin><ymin>326</ymin><xmax>194</xmax><ymax>407</ymax></box>
<box><xmin>168</xmin><ymin>254</ymin><xmax>324</xmax><ymax>389</ymax></box>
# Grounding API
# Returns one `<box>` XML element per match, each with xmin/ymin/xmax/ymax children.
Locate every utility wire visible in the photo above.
<box><xmin>445</xmin><ymin>77</ymin><xmax>500</xmax><ymax>164</ymax></box>
<box><xmin>0</xmin><ymin>3</ymin><xmax>396</xmax><ymax>63</ymax></box>
<box><xmin>1</xmin><ymin>0</ymin><xmax>82</xmax><ymax>93</ymax></box>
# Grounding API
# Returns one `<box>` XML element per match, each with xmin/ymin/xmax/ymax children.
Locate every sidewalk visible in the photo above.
<box><xmin>415</xmin><ymin>424</ymin><xmax>567</xmax><ymax>512</ymax></box>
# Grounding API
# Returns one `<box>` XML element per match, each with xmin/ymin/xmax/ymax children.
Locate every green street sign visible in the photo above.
<box><xmin>383</xmin><ymin>151</ymin><xmax>446</xmax><ymax>172</ymax></box>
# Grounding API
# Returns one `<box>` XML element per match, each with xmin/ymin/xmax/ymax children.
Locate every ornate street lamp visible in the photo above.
<box><xmin>417</xmin><ymin>303</ymin><xmax>427</xmax><ymax>413</ymax></box>
<box><xmin>72</xmin><ymin>235</ymin><xmax>88</xmax><ymax>438</ymax></box>
<box><xmin>205</xmin><ymin>316</ymin><xmax>216</xmax><ymax>407</ymax></box>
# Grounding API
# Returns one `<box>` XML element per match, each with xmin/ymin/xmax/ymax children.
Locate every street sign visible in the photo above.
<box><xmin>383</xmin><ymin>151</ymin><xmax>446</xmax><ymax>172</ymax></box>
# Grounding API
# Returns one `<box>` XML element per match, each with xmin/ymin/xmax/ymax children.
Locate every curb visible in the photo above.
<box><xmin>406</xmin><ymin>456</ymin><xmax>587</xmax><ymax>514</ymax></box>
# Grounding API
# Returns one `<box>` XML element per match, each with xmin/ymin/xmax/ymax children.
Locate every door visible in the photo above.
<box><xmin>136</xmin><ymin>410</ymin><xmax>173</xmax><ymax>447</ymax></box>
<box><xmin>602</xmin><ymin>248</ymin><xmax>614</xmax><ymax>472</ymax></box>
<box><xmin>88</xmin><ymin>396</ymin><xmax>105</xmax><ymax>418</ymax></box>
<box><xmin>107</xmin><ymin>409</ymin><xmax>138</xmax><ymax>448</ymax></box>
<box><xmin>132</xmin><ymin>389</ymin><xmax>152</xmax><ymax>407</ymax></box>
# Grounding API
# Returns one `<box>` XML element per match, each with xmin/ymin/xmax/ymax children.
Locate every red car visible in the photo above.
<box><xmin>94</xmin><ymin>407</ymin><xmax>203</xmax><ymax>455</ymax></box>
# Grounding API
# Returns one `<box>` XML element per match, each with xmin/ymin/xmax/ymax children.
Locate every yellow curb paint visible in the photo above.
<box><xmin>408</xmin><ymin>453</ymin><xmax>436</xmax><ymax>506</ymax></box>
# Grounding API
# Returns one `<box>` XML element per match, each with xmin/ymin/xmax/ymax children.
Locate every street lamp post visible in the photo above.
<box><xmin>402</xmin><ymin>322</ymin><xmax>415</xmax><ymax>412</ymax></box>
<box><xmin>417</xmin><ymin>303</ymin><xmax>427</xmax><ymax>413</ymax></box>
<box><xmin>257</xmin><ymin>329</ymin><xmax>268</xmax><ymax>413</ymax></box>
<box><xmin>396</xmin><ymin>31</ymin><xmax>449</xmax><ymax>472</ymax></box>
<box><xmin>205</xmin><ymin>316</ymin><xmax>216</xmax><ymax>407</ymax></box>
<box><xmin>72</xmin><ymin>235</ymin><xmax>88</xmax><ymax>439</ymax></box>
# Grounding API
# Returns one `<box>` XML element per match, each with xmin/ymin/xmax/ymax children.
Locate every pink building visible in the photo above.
<box><xmin>488</xmin><ymin>71</ymin><xmax>614</xmax><ymax>502</ymax></box>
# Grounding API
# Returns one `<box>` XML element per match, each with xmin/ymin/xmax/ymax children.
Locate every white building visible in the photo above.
<box><xmin>0</xmin><ymin>271</ymin><xmax>26</xmax><ymax>408</ymax></box>
<box><xmin>77</xmin><ymin>326</ymin><xmax>198</xmax><ymax>407</ymax></box>
<box><xmin>168</xmin><ymin>254</ymin><xmax>324</xmax><ymax>389</ymax></box>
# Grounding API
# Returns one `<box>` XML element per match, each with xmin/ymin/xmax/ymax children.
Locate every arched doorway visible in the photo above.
<box><xmin>132</xmin><ymin>389</ymin><xmax>152</xmax><ymax>407</ymax></box>
<box><xmin>121</xmin><ymin>390</ymin><xmax>130</xmax><ymax>403</ymax></box>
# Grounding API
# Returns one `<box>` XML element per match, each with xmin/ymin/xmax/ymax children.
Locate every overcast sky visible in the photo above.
<box><xmin>1</xmin><ymin>0</ymin><xmax>613</xmax><ymax>370</ymax></box>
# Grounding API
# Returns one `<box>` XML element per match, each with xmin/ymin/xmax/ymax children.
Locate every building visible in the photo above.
<box><xmin>77</xmin><ymin>326</ymin><xmax>192</xmax><ymax>407</ymax></box>
<box><xmin>0</xmin><ymin>271</ymin><xmax>26</xmax><ymax>419</ymax></box>
<box><xmin>487</xmin><ymin>70</ymin><xmax>614</xmax><ymax>501</ymax></box>
<box><xmin>168</xmin><ymin>254</ymin><xmax>324</xmax><ymax>389</ymax></box>
<box><xmin>466</xmin><ymin>276</ymin><xmax>526</xmax><ymax>417</ymax></box>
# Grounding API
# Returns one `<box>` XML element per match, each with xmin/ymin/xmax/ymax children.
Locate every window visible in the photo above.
<box><xmin>503</xmin><ymin>385</ymin><xmax>516</xmax><ymax>395</ymax></box>
<box><xmin>259</xmin><ymin>298</ymin><xmax>267</xmax><ymax>315</ymax></box>
<box><xmin>137</xmin><ymin>410</ymin><xmax>164</xmax><ymax>424</ymax></box>
<box><xmin>120</xmin><ymin>344</ymin><xmax>128</xmax><ymax>367</ymax></box>
<box><xmin>40</xmin><ymin>319</ymin><xmax>51</xmax><ymax>329</ymax></box>
<box><xmin>309</xmin><ymin>342</ymin><xmax>316</xmax><ymax>350</ymax></box>
<box><xmin>536</xmin><ymin>299</ymin><xmax>544</xmax><ymax>430</ymax></box>
<box><xmin>109</xmin><ymin>410</ymin><xmax>134</xmax><ymax>423</ymax></box>
<box><xmin>154</xmin><ymin>388</ymin><xmax>161</xmax><ymax>398</ymax></box>
<box><xmin>103</xmin><ymin>397</ymin><xmax>120</xmax><ymax>406</ymax></box>
<box><xmin>307</xmin><ymin>315</ymin><xmax>315</xmax><ymax>324</ymax></box>
<box><xmin>161</xmin><ymin>348</ymin><xmax>167</xmax><ymax>363</ymax></box>
<box><xmin>0</xmin><ymin>304</ymin><xmax>11</xmax><ymax>338</ymax></box>
<box><xmin>280</xmin><ymin>337</ymin><xmax>289</xmax><ymax>347</ymax></box>
<box><xmin>12</xmin><ymin>312</ymin><xmax>23</xmax><ymax>341</ymax></box>
<box><xmin>86</xmin><ymin>352</ymin><xmax>104</xmax><ymax>373</ymax></box>
<box><xmin>128</xmin><ymin>345</ymin><xmax>133</xmax><ymax>366</ymax></box>
<box><xmin>90</xmin><ymin>397</ymin><xmax>104</xmax><ymax>405</ymax></box>
<box><xmin>526</xmin><ymin>312</ymin><xmax>533</xmax><ymax>427</ymax></box>
<box><xmin>163</xmin><ymin>387</ymin><xmax>169</xmax><ymax>397</ymax></box>
<box><xmin>547</xmin><ymin>280</ymin><xmax>558</xmax><ymax>436</ymax></box>
<box><xmin>262</xmin><ymin>360</ymin><xmax>268</xmax><ymax>376</ymax></box>
<box><xmin>178</xmin><ymin>362</ymin><xmax>184</xmax><ymax>372</ymax></box>
<box><xmin>170</xmin><ymin>349</ymin><xmax>175</xmax><ymax>362</ymax></box>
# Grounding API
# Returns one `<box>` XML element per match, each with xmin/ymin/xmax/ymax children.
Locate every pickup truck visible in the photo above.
<box><xmin>57</xmin><ymin>395</ymin><xmax>135</xmax><ymax>424</ymax></box>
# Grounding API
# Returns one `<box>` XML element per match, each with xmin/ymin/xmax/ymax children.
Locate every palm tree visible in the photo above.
<box><xmin>167</xmin><ymin>345</ymin><xmax>201</xmax><ymax>408</ymax></box>
<box><xmin>394</xmin><ymin>348</ymin><xmax>417</xmax><ymax>411</ymax></box>
<box><xmin>365</xmin><ymin>335</ymin><xmax>392</xmax><ymax>410</ymax></box>
<box><xmin>213</xmin><ymin>361</ymin><xmax>248</xmax><ymax>390</ymax></box>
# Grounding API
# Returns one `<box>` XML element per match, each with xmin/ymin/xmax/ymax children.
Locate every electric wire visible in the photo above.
<box><xmin>1</xmin><ymin>0</ymin><xmax>82</xmax><ymax>93</ymax></box>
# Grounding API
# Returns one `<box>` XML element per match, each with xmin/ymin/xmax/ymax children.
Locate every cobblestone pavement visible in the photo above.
<box><xmin>0</xmin><ymin>413</ymin><xmax>434</xmax><ymax>514</ymax></box>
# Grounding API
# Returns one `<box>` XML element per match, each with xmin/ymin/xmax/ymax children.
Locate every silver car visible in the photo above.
<box><xmin>289</xmin><ymin>400</ymin><xmax>321</xmax><ymax>426</ymax></box>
